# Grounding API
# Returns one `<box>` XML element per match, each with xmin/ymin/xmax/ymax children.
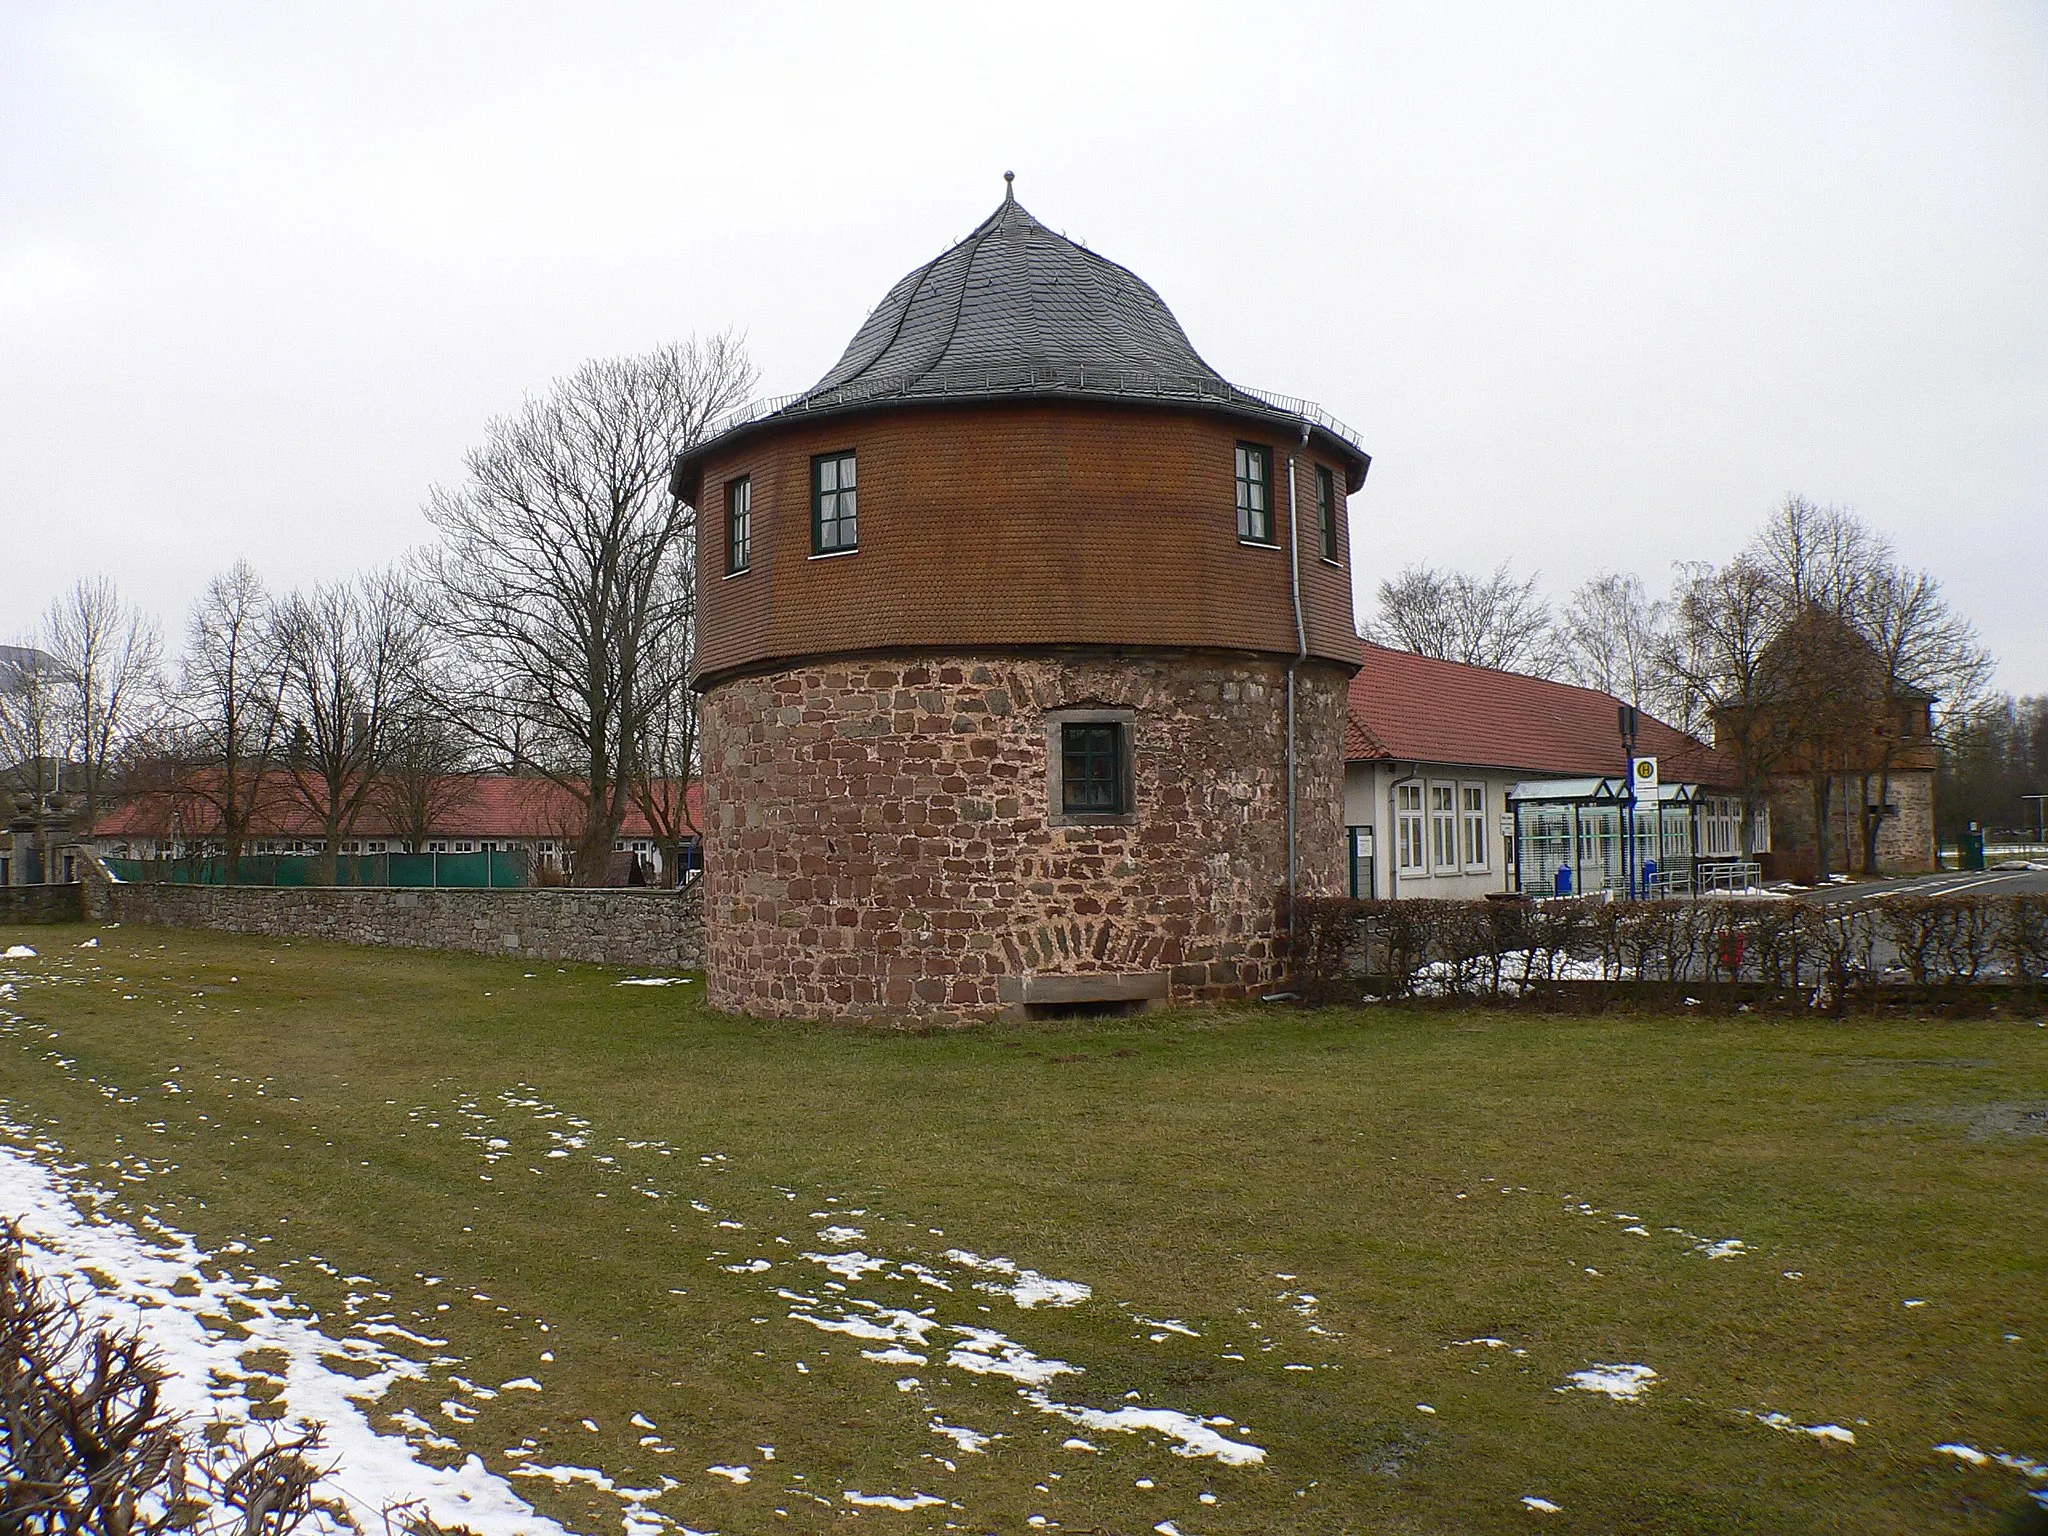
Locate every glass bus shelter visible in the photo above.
<box><xmin>1508</xmin><ymin>778</ymin><xmax>1707</xmax><ymax>898</ymax></box>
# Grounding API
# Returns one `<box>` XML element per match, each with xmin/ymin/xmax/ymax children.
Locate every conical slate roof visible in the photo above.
<box><xmin>796</xmin><ymin>179</ymin><xmax>1226</xmax><ymax>407</ymax></box>
<box><xmin>674</xmin><ymin>180</ymin><xmax>1367</xmax><ymax>494</ymax></box>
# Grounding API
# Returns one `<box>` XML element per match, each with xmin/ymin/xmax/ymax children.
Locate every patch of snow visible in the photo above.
<box><xmin>615</xmin><ymin>978</ymin><xmax>692</xmax><ymax>987</ymax></box>
<box><xmin>1936</xmin><ymin>1443</ymin><xmax>1990</xmax><ymax>1466</ymax></box>
<box><xmin>803</xmin><ymin>1249</ymin><xmax>888</xmax><ymax>1280</ymax></box>
<box><xmin>930</xmin><ymin>1419</ymin><xmax>992</xmax><ymax>1453</ymax></box>
<box><xmin>1748</xmin><ymin>1411</ymin><xmax>1854</xmax><ymax>1445</ymax></box>
<box><xmin>1022</xmin><ymin>1389</ymin><xmax>1265</xmax><ymax>1465</ymax></box>
<box><xmin>1559</xmin><ymin>1363</ymin><xmax>1658</xmax><ymax>1402</ymax></box>
<box><xmin>944</xmin><ymin>1248</ymin><xmax>1091</xmax><ymax>1308</ymax></box>
<box><xmin>706</xmin><ymin>1464</ymin><xmax>749</xmax><ymax>1484</ymax></box>
<box><xmin>816</xmin><ymin>1225</ymin><xmax>865</xmax><ymax>1244</ymax></box>
<box><xmin>1522</xmin><ymin>1496</ymin><xmax>1562</xmax><ymax>1513</ymax></box>
<box><xmin>947</xmin><ymin>1326</ymin><xmax>1081</xmax><ymax>1386</ymax></box>
<box><xmin>842</xmin><ymin>1490</ymin><xmax>944</xmax><ymax>1510</ymax></box>
<box><xmin>4</xmin><ymin>945</ymin><xmax>37</xmax><ymax>959</ymax></box>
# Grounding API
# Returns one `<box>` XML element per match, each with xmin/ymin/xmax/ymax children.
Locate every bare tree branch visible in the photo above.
<box><xmin>1366</xmin><ymin>561</ymin><xmax>1558</xmax><ymax>674</ymax></box>
<box><xmin>422</xmin><ymin>334</ymin><xmax>753</xmax><ymax>884</ymax></box>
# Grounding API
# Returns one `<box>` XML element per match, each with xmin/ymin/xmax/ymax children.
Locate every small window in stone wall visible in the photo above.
<box><xmin>1046</xmin><ymin>709</ymin><xmax>1136</xmax><ymax>822</ymax></box>
<box><xmin>1062</xmin><ymin>724</ymin><xmax>1126</xmax><ymax>815</ymax></box>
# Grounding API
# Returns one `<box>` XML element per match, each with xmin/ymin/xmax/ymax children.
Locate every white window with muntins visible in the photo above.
<box><xmin>1460</xmin><ymin>782</ymin><xmax>1488</xmax><ymax>872</ymax></box>
<box><xmin>1395</xmin><ymin>782</ymin><xmax>1426</xmax><ymax>875</ymax></box>
<box><xmin>1429</xmin><ymin>782</ymin><xmax>1458</xmax><ymax>874</ymax></box>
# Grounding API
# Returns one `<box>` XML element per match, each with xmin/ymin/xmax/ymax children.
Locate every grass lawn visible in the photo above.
<box><xmin>0</xmin><ymin>919</ymin><xmax>2044</xmax><ymax>1536</ymax></box>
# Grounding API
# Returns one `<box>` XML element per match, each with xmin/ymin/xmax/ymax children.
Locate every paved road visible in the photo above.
<box><xmin>1794</xmin><ymin>864</ymin><xmax>2048</xmax><ymax>904</ymax></box>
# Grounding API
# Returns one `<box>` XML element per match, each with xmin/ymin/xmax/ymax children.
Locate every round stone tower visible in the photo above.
<box><xmin>673</xmin><ymin>181</ymin><xmax>1369</xmax><ymax>1021</ymax></box>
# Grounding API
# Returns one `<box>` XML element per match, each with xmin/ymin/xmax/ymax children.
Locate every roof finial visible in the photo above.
<box><xmin>1003</xmin><ymin>170</ymin><xmax>1015</xmax><ymax>202</ymax></box>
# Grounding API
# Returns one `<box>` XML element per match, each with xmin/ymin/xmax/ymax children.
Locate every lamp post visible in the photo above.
<box><xmin>2025</xmin><ymin>794</ymin><xmax>2048</xmax><ymax>853</ymax></box>
<box><xmin>1619</xmin><ymin>703</ymin><xmax>1639</xmax><ymax>901</ymax></box>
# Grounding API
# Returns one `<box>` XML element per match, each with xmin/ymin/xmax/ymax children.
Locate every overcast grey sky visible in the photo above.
<box><xmin>4</xmin><ymin>2</ymin><xmax>2044</xmax><ymax>689</ymax></box>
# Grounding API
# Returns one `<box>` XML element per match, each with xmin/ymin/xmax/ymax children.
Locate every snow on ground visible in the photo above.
<box><xmin>1559</xmin><ymin>1363</ymin><xmax>1659</xmax><ymax>1402</ymax></box>
<box><xmin>0</xmin><ymin>1131</ymin><xmax>568</xmax><ymax>1536</ymax></box>
<box><xmin>944</xmin><ymin>1247</ymin><xmax>1092</xmax><ymax>1308</ymax></box>
<box><xmin>1744</xmin><ymin>1411</ymin><xmax>1855</xmax><ymax>1445</ymax></box>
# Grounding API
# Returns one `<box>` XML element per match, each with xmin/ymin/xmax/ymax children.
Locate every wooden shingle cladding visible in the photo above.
<box><xmin>690</xmin><ymin>398</ymin><xmax>1359</xmax><ymax>689</ymax></box>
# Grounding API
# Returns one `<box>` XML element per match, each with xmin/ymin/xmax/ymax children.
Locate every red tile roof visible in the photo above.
<box><xmin>92</xmin><ymin>774</ymin><xmax>703</xmax><ymax>841</ymax></box>
<box><xmin>1346</xmin><ymin>643</ymin><xmax>1739</xmax><ymax>787</ymax></box>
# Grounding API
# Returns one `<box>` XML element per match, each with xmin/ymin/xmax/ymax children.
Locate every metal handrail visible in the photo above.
<box><xmin>689</xmin><ymin>366</ymin><xmax>1367</xmax><ymax>455</ymax></box>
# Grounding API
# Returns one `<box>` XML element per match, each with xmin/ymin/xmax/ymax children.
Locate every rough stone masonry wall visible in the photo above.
<box><xmin>700</xmin><ymin>650</ymin><xmax>1349</xmax><ymax>1021</ymax></box>
<box><xmin>1765</xmin><ymin>769</ymin><xmax>1937</xmax><ymax>877</ymax></box>
<box><xmin>0</xmin><ymin>884</ymin><xmax>85</xmax><ymax>925</ymax></box>
<box><xmin>82</xmin><ymin>878</ymin><xmax>704</xmax><ymax>969</ymax></box>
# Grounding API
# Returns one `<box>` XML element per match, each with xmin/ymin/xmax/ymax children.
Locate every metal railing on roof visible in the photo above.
<box><xmin>689</xmin><ymin>364</ymin><xmax>1366</xmax><ymax>456</ymax></box>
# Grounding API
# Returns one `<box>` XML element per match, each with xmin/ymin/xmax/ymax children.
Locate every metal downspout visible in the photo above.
<box><xmin>1286</xmin><ymin>422</ymin><xmax>1310</xmax><ymax>971</ymax></box>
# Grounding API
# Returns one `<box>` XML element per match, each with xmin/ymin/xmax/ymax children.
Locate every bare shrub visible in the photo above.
<box><xmin>2001</xmin><ymin>894</ymin><xmax>2048</xmax><ymax>996</ymax></box>
<box><xmin>0</xmin><ymin>1221</ymin><xmax>330</xmax><ymax>1536</ymax></box>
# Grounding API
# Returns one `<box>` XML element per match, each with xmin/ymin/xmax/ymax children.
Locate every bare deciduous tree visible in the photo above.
<box><xmin>0</xmin><ymin>645</ymin><xmax>66</xmax><ymax>805</ymax></box>
<box><xmin>1659</xmin><ymin>556</ymin><xmax>1788</xmax><ymax>854</ymax></box>
<box><xmin>423</xmin><ymin>335</ymin><xmax>754</xmax><ymax>884</ymax></box>
<box><xmin>628</xmin><ymin>552</ymin><xmax>701</xmax><ymax>885</ymax></box>
<box><xmin>1367</xmin><ymin>561</ymin><xmax>1557</xmax><ymax>675</ymax></box>
<box><xmin>274</xmin><ymin>570</ymin><xmax>424</xmax><ymax>882</ymax></box>
<box><xmin>42</xmin><ymin>579</ymin><xmax>164</xmax><ymax>826</ymax></box>
<box><xmin>1751</xmin><ymin>494</ymin><xmax>1888</xmax><ymax>615</ymax></box>
<box><xmin>175</xmin><ymin>562</ymin><xmax>287</xmax><ymax>884</ymax></box>
<box><xmin>374</xmin><ymin>709</ymin><xmax>477</xmax><ymax>855</ymax></box>
<box><xmin>1852</xmin><ymin>562</ymin><xmax>1993</xmax><ymax>873</ymax></box>
<box><xmin>1556</xmin><ymin>571</ymin><xmax>1667</xmax><ymax>713</ymax></box>
<box><xmin>1664</xmin><ymin>497</ymin><xmax>1997</xmax><ymax>880</ymax></box>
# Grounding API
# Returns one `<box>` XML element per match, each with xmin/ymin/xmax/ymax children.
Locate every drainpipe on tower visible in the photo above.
<box><xmin>1285</xmin><ymin>421</ymin><xmax>1310</xmax><ymax>976</ymax></box>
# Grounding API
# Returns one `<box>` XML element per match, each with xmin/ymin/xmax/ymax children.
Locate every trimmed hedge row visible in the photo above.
<box><xmin>1292</xmin><ymin>892</ymin><xmax>2048</xmax><ymax>1007</ymax></box>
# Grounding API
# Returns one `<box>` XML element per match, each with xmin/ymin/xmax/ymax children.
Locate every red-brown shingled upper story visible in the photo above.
<box><xmin>688</xmin><ymin>398</ymin><xmax>1361</xmax><ymax>689</ymax></box>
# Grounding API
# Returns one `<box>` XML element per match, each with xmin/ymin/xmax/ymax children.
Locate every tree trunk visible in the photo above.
<box><xmin>1811</xmin><ymin>773</ymin><xmax>1833</xmax><ymax>884</ymax></box>
<box><xmin>1861</xmin><ymin>768</ymin><xmax>1892</xmax><ymax>876</ymax></box>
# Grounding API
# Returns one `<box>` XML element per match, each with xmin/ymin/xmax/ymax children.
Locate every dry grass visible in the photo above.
<box><xmin>0</xmin><ymin>920</ymin><xmax>2044</xmax><ymax>1534</ymax></box>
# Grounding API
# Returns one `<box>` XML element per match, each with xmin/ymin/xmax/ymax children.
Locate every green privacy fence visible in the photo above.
<box><xmin>105</xmin><ymin>849</ymin><xmax>531</xmax><ymax>888</ymax></box>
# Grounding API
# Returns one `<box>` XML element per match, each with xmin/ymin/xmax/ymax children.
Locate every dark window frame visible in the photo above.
<box><xmin>812</xmin><ymin>449</ymin><xmax>858</xmax><ymax>555</ymax></box>
<box><xmin>725</xmin><ymin>475</ymin><xmax>751</xmax><ymax>575</ymax></box>
<box><xmin>1235</xmin><ymin>442</ymin><xmax>1274</xmax><ymax>545</ymax></box>
<box><xmin>1316</xmin><ymin>464</ymin><xmax>1340</xmax><ymax>563</ymax></box>
<box><xmin>1046</xmin><ymin>708</ymin><xmax>1137</xmax><ymax>824</ymax></box>
<box><xmin>1061</xmin><ymin>722</ymin><xmax>1128</xmax><ymax>816</ymax></box>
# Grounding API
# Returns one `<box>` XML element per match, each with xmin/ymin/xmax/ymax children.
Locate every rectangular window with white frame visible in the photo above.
<box><xmin>726</xmin><ymin>475</ymin><xmax>751</xmax><ymax>574</ymax></box>
<box><xmin>1395</xmin><ymin>782</ymin><xmax>1426</xmax><ymax>875</ymax></box>
<box><xmin>1460</xmin><ymin>782</ymin><xmax>1488</xmax><ymax>872</ymax></box>
<box><xmin>1429</xmin><ymin>782</ymin><xmax>1459</xmax><ymax>874</ymax></box>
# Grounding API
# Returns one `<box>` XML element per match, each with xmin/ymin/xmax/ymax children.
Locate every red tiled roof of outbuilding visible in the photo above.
<box><xmin>1345</xmin><ymin>643</ymin><xmax>1740</xmax><ymax>787</ymax></box>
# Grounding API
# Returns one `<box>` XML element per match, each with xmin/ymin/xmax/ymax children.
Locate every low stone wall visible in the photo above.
<box><xmin>0</xmin><ymin>884</ymin><xmax>85</xmax><ymax>925</ymax></box>
<box><xmin>85</xmin><ymin>879</ymin><xmax>704</xmax><ymax>970</ymax></box>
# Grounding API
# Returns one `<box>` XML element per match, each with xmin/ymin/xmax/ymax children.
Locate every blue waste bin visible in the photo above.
<box><xmin>1555</xmin><ymin>864</ymin><xmax>1574</xmax><ymax>896</ymax></box>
